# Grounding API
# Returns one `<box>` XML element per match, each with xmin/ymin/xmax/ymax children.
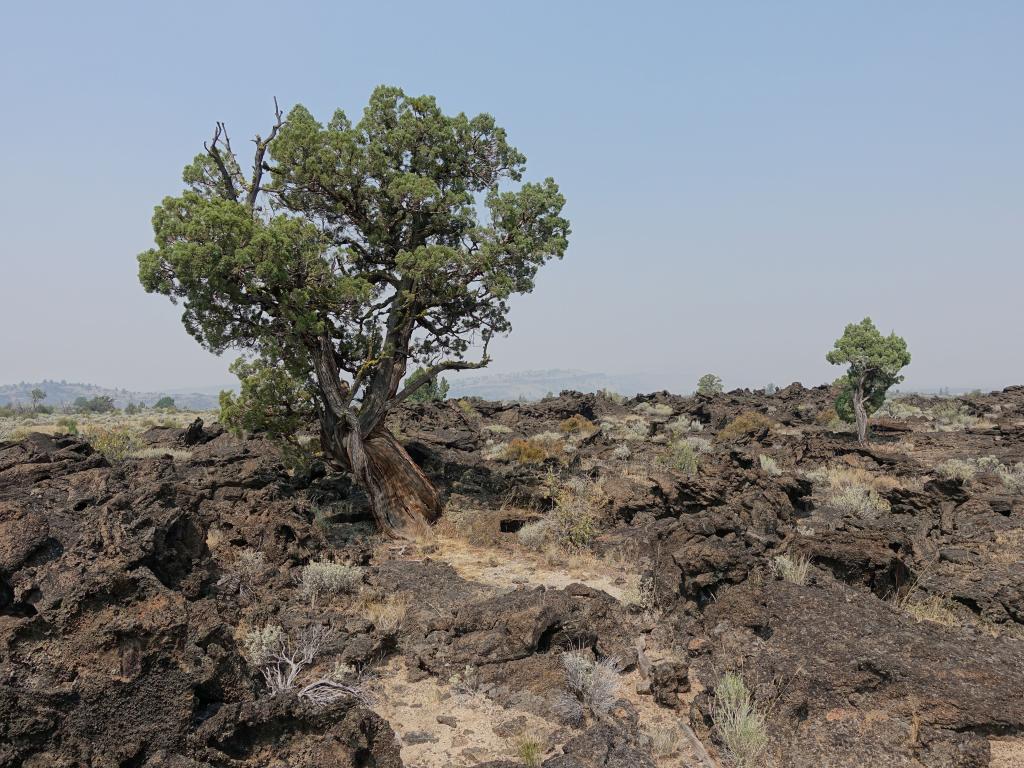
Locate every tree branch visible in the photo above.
<box><xmin>247</xmin><ymin>97</ymin><xmax>284</xmax><ymax>210</ymax></box>
<box><xmin>391</xmin><ymin>340</ymin><xmax>491</xmax><ymax>407</ymax></box>
<box><xmin>204</xmin><ymin>122</ymin><xmax>238</xmax><ymax>202</ymax></box>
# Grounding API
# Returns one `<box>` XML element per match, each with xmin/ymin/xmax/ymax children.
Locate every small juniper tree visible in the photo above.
<box><xmin>30</xmin><ymin>388</ymin><xmax>46</xmax><ymax>412</ymax></box>
<box><xmin>697</xmin><ymin>374</ymin><xmax>723</xmax><ymax>396</ymax></box>
<box><xmin>154</xmin><ymin>396</ymin><xmax>176</xmax><ymax>410</ymax></box>
<box><xmin>827</xmin><ymin>318</ymin><xmax>910</xmax><ymax>444</ymax></box>
<box><xmin>138</xmin><ymin>86</ymin><xmax>569</xmax><ymax>536</ymax></box>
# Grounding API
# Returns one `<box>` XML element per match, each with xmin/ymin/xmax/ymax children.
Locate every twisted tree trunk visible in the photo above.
<box><xmin>852</xmin><ymin>380</ymin><xmax>869</xmax><ymax>444</ymax></box>
<box><xmin>319</xmin><ymin>413</ymin><xmax>439</xmax><ymax>538</ymax></box>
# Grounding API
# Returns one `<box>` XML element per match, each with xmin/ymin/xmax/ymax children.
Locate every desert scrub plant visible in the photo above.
<box><xmin>928</xmin><ymin>400</ymin><xmax>980</xmax><ymax>431</ymax></box>
<box><xmin>482</xmin><ymin>423</ymin><xmax>514</xmax><ymax>435</ymax></box>
<box><xmin>771</xmin><ymin>554</ymin><xmax>810</xmax><ymax>584</ymax></box>
<box><xmin>242</xmin><ymin>624</ymin><xmax>287</xmax><ymax>667</ymax></box>
<box><xmin>226</xmin><ymin>548</ymin><xmax>267</xmax><ymax>598</ymax></box>
<box><xmin>666</xmin><ymin>414</ymin><xmax>704</xmax><ymax>437</ymax></box>
<box><xmin>300</xmin><ymin>561</ymin><xmax>363</xmax><ymax>604</ymax></box>
<box><xmin>662</xmin><ymin>439</ymin><xmax>699</xmax><ymax>476</ymax></box>
<box><xmin>86</xmin><ymin>426</ymin><xmax>138</xmax><ymax>462</ymax></box>
<box><xmin>561</xmin><ymin>650</ymin><xmax>620</xmax><ymax>716</ymax></box>
<box><xmin>935</xmin><ymin>458</ymin><xmax>976</xmax><ymax>482</ymax></box>
<box><xmin>712</xmin><ymin>672</ymin><xmax>768</xmax><ymax>768</ymax></box>
<box><xmin>874</xmin><ymin>399</ymin><xmax>923</xmax><ymax>420</ymax></box>
<box><xmin>559</xmin><ymin>413</ymin><xmax>598</xmax><ymax>436</ymax></box>
<box><xmin>516</xmin><ymin>738</ymin><xmax>544</xmax><ymax>768</ymax></box>
<box><xmin>758</xmin><ymin>454</ymin><xmax>782</xmax><ymax>477</ymax></box>
<box><xmin>127</xmin><ymin>447</ymin><xmax>193</xmax><ymax>461</ymax></box>
<box><xmin>717</xmin><ymin>411</ymin><xmax>774</xmax><ymax>443</ymax></box>
<box><xmin>805</xmin><ymin>465</ymin><xmax>892</xmax><ymax>515</ymax></box>
<box><xmin>244</xmin><ymin>624</ymin><xmax>333</xmax><ymax>695</ymax></box>
<box><xmin>622</xmin><ymin>573</ymin><xmax>655</xmax><ymax>610</ymax></box>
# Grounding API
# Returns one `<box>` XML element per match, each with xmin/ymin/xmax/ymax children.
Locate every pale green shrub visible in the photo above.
<box><xmin>713</xmin><ymin>672</ymin><xmax>767</xmax><ymax>768</ymax></box>
<box><xmin>301</xmin><ymin>561</ymin><xmax>363</xmax><ymax>604</ymax></box>
<box><xmin>759</xmin><ymin>454</ymin><xmax>782</xmax><ymax>477</ymax></box>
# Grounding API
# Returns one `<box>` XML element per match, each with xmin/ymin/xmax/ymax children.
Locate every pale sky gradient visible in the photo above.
<box><xmin>1</xmin><ymin>2</ymin><xmax>1021</xmax><ymax>393</ymax></box>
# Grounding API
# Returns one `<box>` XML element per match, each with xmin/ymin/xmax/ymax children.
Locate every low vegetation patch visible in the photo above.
<box><xmin>662</xmin><ymin>438</ymin><xmax>699</xmax><ymax>476</ymax></box>
<box><xmin>561</xmin><ymin>649</ymin><xmax>620</xmax><ymax>717</ymax></box>
<box><xmin>805</xmin><ymin>465</ymin><xmax>892</xmax><ymax>515</ymax></box>
<box><xmin>772</xmin><ymin>554</ymin><xmax>811</xmax><ymax>584</ymax></box>
<box><xmin>559</xmin><ymin>413</ymin><xmax>598</xmax><ymax>436</ymax></box>
<box><xmin>935</xmin><ymin>458</ymin><xmax>975</xmax><ymax>482</ymax></box>
<box><xmin>300</xmin><ymin>561</ymin><xmax>363</xmax><ymax>604</ymax></box>
<box><xmin>758</xmin><ymin>454</ymin><xmax>782</xmax><ymax>476</ymax></box>
<box><xmin>717</xmin><ymin>411</ymin><xmax>774</xmax><ymax>443</ymax></box>
<box><xmin>712</xmin><ymin>672</ymin><xmax>768</xmax><ymax>768</ymax></box>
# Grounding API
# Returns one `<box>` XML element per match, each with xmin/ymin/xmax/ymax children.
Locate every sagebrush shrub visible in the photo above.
<box><xmin>301</xmin><ymin>561</ymin><xmax>362</xmax><ymax>604</ymax></box>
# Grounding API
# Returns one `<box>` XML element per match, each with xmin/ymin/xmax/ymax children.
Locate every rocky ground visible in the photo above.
<box><xmin>2</xmin><ymin>384</ymin><xmax>1023</xmax><ymax>767</ymax></box>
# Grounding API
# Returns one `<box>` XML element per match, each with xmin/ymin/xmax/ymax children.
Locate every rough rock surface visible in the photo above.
<box><xmin>1</xmin><ymin>384</ymin><xmax>1023</xmax><ymax>766</ymax></box>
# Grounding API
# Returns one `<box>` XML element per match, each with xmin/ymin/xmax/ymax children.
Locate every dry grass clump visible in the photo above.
<box><xmin>758</xmin><ymin>454</ymin><xmax>782</xmax><ymax>477</ymax></box>
<box><xmin>127</xmin><ymin>447</ymin><xmax>193</xmax><ymax>461</ymax></box>
<box><xmin>717</xmin><ymin>411</ymin><xmax>774</xmax><ymax>443</ymax></box>
<box><xmin>493</xmin><ymin>433</ymin><xmax>566</xmax><ymax>464</ymax></box>
<box><xmin>771</xmin><ymin>554</ymin><xmax>810</xmax><ymax>584</ymax></box>
<box><xmin>561</xmin><ymin>649</ymin><xmax>620</xmax><ymax>716</ymax></box>
<box><xmin>559</xmin><ymin>414</ymin><xmax>598</xmax><ymax>437</ymax></box>
<box><xmin>901</xmin><ymin>595</ymin><xmax>962</xmax><ymax>627</ymax></box>
<box><xmin>805</xmin><ymin>465</ymin><xmax>893</xmax><ymax>515</ymax></box>
<box><xmin>363</xmin><ymin>593</ymin><xmax>410</xmax><ymax>635</ymax></box>
<box><xmin>633</xmin><ymin>402</ymin><xmax>674</xmax><ymax>422</ymax></box>
<box><xmin>713</xmin><ymin>672</ymin><xmax>768</xmax><ymax>768</ymax></box>
<box><xmin>935</xmin><ymin>458</ymin><xmax>976</xmax><ymax>482</ymax></box>
<box><xmin>647</xmin><ymin>723</ymin><xmax>683</xmax><ymax>757</ymax></box>
<box><xmin>482</xmin><ymin>423</ymin><xmax>514</xmax><ymax>435</ymax></box>
<box><xmin>300</xmin><ymin>561</ymin><xmax>363</xmax><ymax>604</ymax></box>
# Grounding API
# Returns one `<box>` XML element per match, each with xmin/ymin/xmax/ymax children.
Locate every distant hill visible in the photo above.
<box><xmin>0</xmin><ymin>380</ymin><xmax>222</xmax><ymax>411</ymax></box>
<box><xmin>446</xmin><ymin>369</ymin><xmax>665</xmax><ymax>401</ymax></box>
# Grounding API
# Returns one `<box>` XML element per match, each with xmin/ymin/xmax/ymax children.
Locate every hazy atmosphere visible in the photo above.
<box><xmin>2</xmin><ymin>1</ymin><xmax>1022</xmax><ymax>392</ymax></box>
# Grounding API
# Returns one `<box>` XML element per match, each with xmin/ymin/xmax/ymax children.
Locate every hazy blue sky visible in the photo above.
<box><xmin>1</xmin><ymin>1</ymin><xmax>1021</xmax><ymax>393</ymax></box>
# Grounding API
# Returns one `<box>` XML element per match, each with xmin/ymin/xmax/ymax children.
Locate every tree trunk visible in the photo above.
<box><xmin>321</xmin><ymin>418</ymin><xmax>439</xmax><ymax>537</ymax></box>
<box><xmin>852</xmin><ymin>383</ymin><xmax>869</xmax><ymax>444</ymax></box>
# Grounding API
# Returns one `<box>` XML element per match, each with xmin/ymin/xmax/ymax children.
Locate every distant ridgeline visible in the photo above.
<box><xmin>0</xmin><ymin>380</ymin><xmax>221</xmax><ymax>410</ymax></box>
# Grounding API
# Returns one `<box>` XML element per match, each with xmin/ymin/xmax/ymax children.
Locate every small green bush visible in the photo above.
<box><xmin>713</xmin><ymin>672</ymin><xmax>768</xmax><ymax>768</ymax></box>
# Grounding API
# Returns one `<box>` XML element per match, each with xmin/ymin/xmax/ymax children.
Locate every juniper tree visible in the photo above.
<box><xmin>138</xmin><ymin>86</ymin><xmax>569</xmax><ymax>535</ymax></box>
<box><xmin>697</xmin><ymin>374</ymin><xmax>723</xmax><ymax>396</ymax></box>
<box><xmin>827</xmin><ymin>318</ymin><xmax>910</xmax><ymax>444</ymax></box>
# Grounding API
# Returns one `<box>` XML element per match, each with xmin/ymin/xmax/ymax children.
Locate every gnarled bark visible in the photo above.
<box><xmin>320</xmin><ymin>410</ymin><xmax>439</xmax><ymax>538</ymax></box>
<box><xmin>852</xmin><ymin>381</ymin><xmax>869</xmax><ymax>444</ymax></box>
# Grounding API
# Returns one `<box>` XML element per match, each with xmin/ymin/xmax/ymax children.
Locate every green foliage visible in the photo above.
<box><xmin>404</xmin><ymin>366</ymin><xmax>449</xmax><ymax>404</ymax></box>
<box><xmin>827</xmin><ymin>318</ymin><xmax>910</xmax><ymax>430</ymax></box>
<box><xmin>87</xmin><ymin>427</ymin><xmax>137</xmax><ymax>462</ymax></box>
<box><xmin>138</xmin><ymin>86</ymin><xmax>569</xmax><ymax>464</ymax></box>
<box><xmin>30</xmin><ymin>388</ymin><xmax>46</xmax><ymax>409</ymax></box>
<box><xmin>73</xmin><ymin>395</ymin><xmax>116</xmax><ymax>413</ymax></box>
<box><xmin>220</xmin><ymin>358</ymin><xmax>316</xmax><ymax>469</ymax></box>
<box><xmin>153</xmin><ymin>396</ymin><xmax>176</xmax><ymax>410</ymax></box>
<box><xmin>56</xmin><ymin>416</ymin><xmax>79</xmax><ymax>435</ymax></box>
<box><xmin>697</xmin><ymin>373</ymin><xmax>724</xmax><ymax>396</ymax></box>
<box><xmin>663</xmin><ymin>439</ymin><xmax>699</xmax><ymax>476</ymax></box>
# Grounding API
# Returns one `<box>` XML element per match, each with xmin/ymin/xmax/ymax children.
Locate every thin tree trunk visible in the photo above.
<box><xmin>320</xmin><ymin>416</ymin><xmax>439</xmax><ymax>537</ymax></box>
<box><xmin>852</xmin><ymin>383</ymin><xmax>869</xmax><ymax>444</ymax></box>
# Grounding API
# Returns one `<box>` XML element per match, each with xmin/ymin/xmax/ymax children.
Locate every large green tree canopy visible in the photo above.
<box><xmin>138</xmin><ymin>86</ymin><xmax>569</xmax><ymax>533</ymax></box>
